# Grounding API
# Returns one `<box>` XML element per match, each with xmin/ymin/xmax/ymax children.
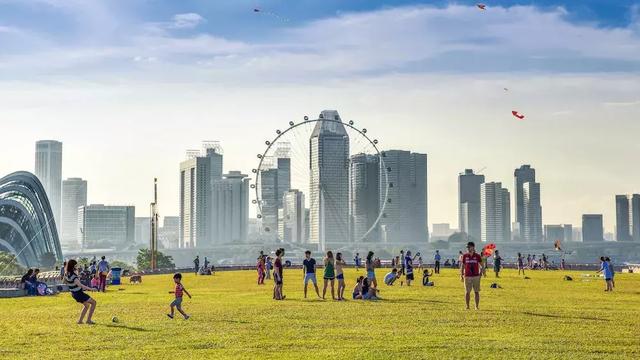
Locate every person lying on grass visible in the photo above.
<box><xmin>168</xmin><ymin>273</ymin><xmax>191</xmax><ymax>320</ymax></box>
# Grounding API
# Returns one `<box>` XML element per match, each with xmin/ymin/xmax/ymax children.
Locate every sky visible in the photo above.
<box><xmin>1</xmin><ymin>0</ymin><xmax>639</xmax><ymax>233</ymax></box>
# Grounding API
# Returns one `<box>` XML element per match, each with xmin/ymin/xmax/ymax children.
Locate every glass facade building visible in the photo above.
<box><xmin>0</xmin><ymin>171</ymin><xmax>63</xmax><ymax>267</ymax></box>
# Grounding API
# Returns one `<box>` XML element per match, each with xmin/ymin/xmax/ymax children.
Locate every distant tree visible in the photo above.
<box><xmin>0</xmin><ymin>251</ymin><xmax>26</xmax><ymax>276</ymax></box>
<box><xmin>77</xmin><ymin>257</ymin><xmax>90</xmax><ymax>268</ymax></box>
<box><xmin>110</xmin><ymin>260</ymin><xmax>136</xmax><ymax>272</ymax></box>
<box><xmin>432</xmin><ymin>240</ymin><xmax>449</xmax><ymax>249</ymax></box>
<box><xmin>136</xmin><ymin>249</ymin><xmax>175</xmax><ymax>271</ymax></box>
<box><xmin>39</xmin><ymin>252</ymin><xmax>57</xmax><ymax>269</ymax></box>
<box><xmin>448</xmin><ymin>232</ymin><xmax>469</xmax><ymax>243</ymax></box>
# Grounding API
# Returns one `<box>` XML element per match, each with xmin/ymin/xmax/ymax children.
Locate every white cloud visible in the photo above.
<box><xmin>603</xmin><ymin>100</ymin><xmax>640</xmax><ymax>107</ymax></box>
<box><xmin>170</xmin><ymin>13</ymin><xmax>205</xmax><ymax>29</ymax></box>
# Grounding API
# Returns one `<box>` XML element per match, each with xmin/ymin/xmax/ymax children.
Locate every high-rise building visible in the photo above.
<box><xmin>78</xmin><ymin>204</ymin><xmax>135</xmax><ymax>249</ymax></box>
<box><xmin>523</xmin><ymin>182</ymin><xmax>543</xmax><ymax>242</ymax></box>
<box><xmin>258</xmin><ymin>156</ymin><xmax>291</xmax><ymax>240</ymax></box>
<box><xmin>210</xmin><ymin>171</ymin><xmax>249</xmax><ymax>244</ymax></box>
<box><xmin>61</xmin><ymin>177</ymin><xmax>87</xmax><ymax>246</ymax></box>
<box><xmin>480</xmin><ymin>182</ymin><xmax>511</xmax><ymax>243</ymax></box>
<box><xmin>35</xmin><ymin>140</ymin><xmax>63</xmax><ymax>230</ymax></box>
<box><xmin>378</xmin><ymin>150</ymin><xmax>428</xmax><ymax>243</ymax></box>
<box><xmin>276</xmin><ymin>158</ymin><xmax>291</xmax><ymax>207</ymax></box>
<box><xmin>582</xmin><ymin>214</ymin><xmax>604</xmax><ymax>242</ymax></box>
<box><xmin>134</xmin><ymin>217</ymin><xmax>151</xmax><ymax>245</ymax></box>
<box><xmin>458</xmin><ymin>169</ymin><xmax>485</xmax><ymax>242</ymax></box>
<box><xmin>349</xmin><ymin>153</ymin><xmax>380</xmax><ymax>243</ymax></box>
<box><xmin>432</xmin><ymin>223</ymin><xmax>455</xmax><ymax>237</ymax></box>
<box><xmin>514</xmin><ymin>165</ymin><xmax>535</xmax><ymax>240</ymax></box>
<box><xmin>179</xmin><ymin>145</ymin><xmax>223</xmax><ymax>248</ymax></box>
<box><xmin>616</xmin><ymin>194</ymin><xmax>640</xmax><ymax>242</ymax></box>
<box><xmin>159</xmin><ymin>216</ymin><xmax>179</xmax><ymax>249</ymax></box>
<box><xmin>309</xmin><ymin>110</ymin><xmax>350</xmax><ymax>250</ymax></box>
<box><xmin>544</xmin><ymin>224</ymin><xmax>572</xmax><ymax>243</ymax></box>
<box><xmin>282</xmin><ymin>189</ymin><xmax>306</xmax><ymax>243</ymax></box>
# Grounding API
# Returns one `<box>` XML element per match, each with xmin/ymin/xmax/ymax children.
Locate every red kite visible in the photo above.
<box><xmin>482</xmin><ymin>243</ymin><xmax>496</xmax><ymax>257</ymax></box>
<box><xmin>477</xmin><ymin>4</ymin><xmax>487</xmax><ymax>11</ymax></box>
<box><xmin>554</xmin><ymin>239</ymin><xmax>562</xmax><ymax>251</ymax></box>
<box><xmin>512</xmin><ymin>111</ymin><xmax>525</xmax><ymax>119</ymax></box>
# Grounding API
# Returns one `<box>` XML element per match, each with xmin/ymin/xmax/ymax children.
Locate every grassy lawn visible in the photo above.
<box><xmin>1</xmin><ymin>268</ymin><xmax>639</xmax><ymax>359</ymax></box>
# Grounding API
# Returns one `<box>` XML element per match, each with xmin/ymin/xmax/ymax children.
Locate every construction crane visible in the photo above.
<box><xmin>150</xmin><ymin>178</ymin><xmax>159</xmax><ymax>271</ymax></box>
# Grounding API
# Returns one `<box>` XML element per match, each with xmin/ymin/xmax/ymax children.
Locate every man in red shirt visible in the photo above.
<box><xmin>461</xmin><ymin>241</ymin><xmax>483</xmax><ymax>310</ymax></box>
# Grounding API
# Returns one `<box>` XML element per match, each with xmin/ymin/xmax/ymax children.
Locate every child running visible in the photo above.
<box><xmin>335</xmin><ymin>252</ymin><xmax>347</xmax><ymax>300</ymax></box>
<box><xmin>517</xmin><ymin>252</ymin><xmax>525</xmax><ymax>276</ymax></box>
<box><xmin>167</xmin><ymin>273</ymin><xmax>191</xmax><ymax>320</ymax></box>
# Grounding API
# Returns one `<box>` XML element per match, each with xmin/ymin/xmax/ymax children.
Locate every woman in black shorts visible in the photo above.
<box><xmin>64</xmin><ymin>259</ymin><xmax>98</xmax><ymax>324</ymax></box>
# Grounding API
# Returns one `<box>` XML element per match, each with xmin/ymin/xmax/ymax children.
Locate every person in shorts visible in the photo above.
<box><xmin>302</xmin><ymin>251</ymin><xmax>320</xmax><ymax>298</ymax></box>
<box><xmin>384</xmin><ymin>268</ymin><xmax>399</xmax><ymax>286</ymax></box>
<box><xmin>322</xmin><ymin>251</ymin><xmax>336</xmax><ymax>300</ymax></box>
<box><xmin>597</xmin><ymin>256</ymin><xmax>613</xmax><ymax>292</ymax></box>
<box><xmin>404</xmin><ymin>250</ymin><xmax>418</xmax><ymax>286</ymax></box>
<box><xmin>167</xmin><ymin>273</ymin><xmax>191</xmax><ymax>320</ymax></box>
<box><xmin>517</xmin><ymin>252</ymin><xmax>525</xmax><ymax>276</ymax></box>
<box><xmin>273</xmin><ymin>249</ymin><xmax>285</xmax><ymax>300</ymax></box>
<box><xmin>434</xmin><ymin>250</ymin><xmax>441</xmax><ymax>274</ymax></box>
<box><xmin>461</xmin><ymin>242</ymin><xmax>483</xmax><ymax>310</ymax></box>
<box><xmin>365</xmin><ymin>251</ymin><xmax>377</xmax><ymax>288</ymax></box>
<box><xmin>64</xmin><ymin>259</ymin><xmax>98</xmax><ymax>324</ymax></box>
<box><xmin>335</xmin><ymin>252</ymin><xmax>347</xmax><ymax>301</ymax></box>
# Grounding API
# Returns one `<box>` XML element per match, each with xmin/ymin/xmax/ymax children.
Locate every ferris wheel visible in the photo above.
<box><xmin>251</xmin><ymin>112</ymin><xmax>391</xmax><ymax>249</ymax></box>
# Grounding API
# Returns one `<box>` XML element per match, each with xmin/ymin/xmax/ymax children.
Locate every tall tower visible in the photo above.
<box><xmin>377</xmin><ymin>150</ymin><xmax>428</xmax><ymax>244</ymax></box>
<box><xmin>309</xmin><ymin>110</ymin><xmax>350</xmax><ymax>250</ymax></box>
<box><xmin>349</xmin><ymin>153</ymin><xmax>380</xmax><ymax>243</ymax></box>
<box><xmin>179</xmin><ymin>143</ymin><xmax>223</xmax><ymax>248</ymax></box>
<box><xmin>458</xmin><ymin>169</ymin><xmax>485</xmax><ymax>242</ymax></box>
<box><xmin>211</xmin><ymin>171</ymin><xmax>249</xmax><ymax>244</ymax></box>
<box><xmin>480</xmin><ymin>182</ymin><xmax>511</xmax><ymax>243</ymax></box>
<box><xmin>514</xmin><ymin>165</ymin><xmax>535</xmax><ymax>240</ymax></box>
<box><xmin>35</xmin><ymin>140</ymin><xmax>63</xmax><ymax>230</ymax></box>
<box><xmin>615</xmin><ymin>195</ymin><xmax>631</xmax><ymax>242</ymax></box>
<box><xmin>61</xmin><ymin>178</ymin><xmax>87</xmax><ymax>246</ymax></box>
<box><xmin>523</xmin><ymin>182</ymin><xmax>542</xmax><ymax>242</ymax></box>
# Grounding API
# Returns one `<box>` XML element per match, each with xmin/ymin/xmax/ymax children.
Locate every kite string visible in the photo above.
<box><xmin>0</xmin><ymin>216</ymin><xmax>54</xmax><ymax>275</ymax></box>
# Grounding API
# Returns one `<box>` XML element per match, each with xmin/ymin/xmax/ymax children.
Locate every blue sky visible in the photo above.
<box><xmin>1</xmin><ymin>1</ymin><xmax>639</xmax><ymax>231</ymax></box>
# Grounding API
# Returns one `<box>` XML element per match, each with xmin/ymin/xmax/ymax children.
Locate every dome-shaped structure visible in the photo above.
<box><xmin>0</xmin><ymin>171</ymin><xmax>62</xmax><ymax>267</ymax></box>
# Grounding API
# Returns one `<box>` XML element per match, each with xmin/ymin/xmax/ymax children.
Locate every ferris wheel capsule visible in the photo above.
<box><xmin>304</xmin><ymin>115</ymin><xmax>309</xmax><ymax>121</ymax></box>
<box><xmin>257</xmin><ymin>214</ymin><xmax>262</xmax><ymax>219</ymax></box>
<box><xmin>362</xmin><ymin>128</ymin><xmax>367</xmax><ymax>133</ymax></box>
<box><xmin>387</xmin><ymin>167</ymin><xmax>392</xmax><ymax>172</ymax></box>
<box><xmin>257</xmin><ymin>154</ymin><xmax>263</xmax><ymax>159</ymax></box>
<box><xmin>289</xmin><ymin>121</ymin><xmax>294</xmax><ymax>126</ymax></box>
<box><xmin>252</xmin><ymin>199</ymin><xmax>257</xmax><ymax>204</ymax></box>
<box><xmin>349</xmin><ymin>120</ymin><xmax>354</xmax><ymax>125</ymax></box>
<box><xmin>252</xmin><ymin>169</ymin><xmax>257</xmax><ymax>173</ymax></box>
<box><xmin>373</xmin><ymin>139</ymin><xmax>378</xmax><ymax>144</ymax></box>
<box><xmin>276</xmin><ymin>129</ymin><xmax>281</xmax><ymax>134</ymax></box>
<box><xmin>250</xmin><ymin>184</ymin><xmax>256</xmax><ymax>189</ymax></box>
<box><xmin>265</xmin><ymin>141</ymin><xmax>271</xmax><ymax>145</ymax></box>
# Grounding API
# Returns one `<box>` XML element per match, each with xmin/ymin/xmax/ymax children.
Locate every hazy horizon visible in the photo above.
<box><xmin>2</xmin><ymin>1</ymin><xmax>640</xmax><ymax>233</ymax></box>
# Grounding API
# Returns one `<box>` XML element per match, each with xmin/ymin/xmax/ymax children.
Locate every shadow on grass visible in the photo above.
<box><xmin>96</xmin><ymin>323</ymin><xmax>150</xmax><ymax>332</ymax></box>
<box><xmin>522</xmin><ymin>311</ymin><xmax>609</xmax><ymax>322</ymax></box>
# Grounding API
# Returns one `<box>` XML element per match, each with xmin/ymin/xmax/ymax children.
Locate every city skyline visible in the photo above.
<box><xmin>2</xmin><ymin>1</ymin><xmax>640</xmax><ymax>233</ymax></box>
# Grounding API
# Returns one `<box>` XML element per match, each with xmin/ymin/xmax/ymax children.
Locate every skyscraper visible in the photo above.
<box><xmin>210</xmin><ymin>171</ymin><xmax>249</xmax><ymax>244</ymax></box>
<box><xmin>582</xmin><ymin>214</ymin><xmax>604</xmax><ymax>242</ymax></box>
<box><xmin>61</xmin><ymin>177</ymin><xmax>87</xmax><ymax>246</ymax></box>
<box><xmin>159</xmin><ymin>216</ymin><xmax>180</xmax><ymax>249</ymax></box>
<box><xmin>78</xmin><ymin>204</ymin><xmax>135</xmax><ymax>249</ymax></box>
<box><xmin>523</xmin><ymin>182</ymin><xmax>543</xmax><ymax>242</ymax></box>
<box><xmin>179</xmin><ymin>144</ymin><xmax>223</xmax><ymax>248</ymax></box>
<box><xmin>134</xmin><ymin>217</ymin><xmax>151</xmax><ymax>245</ymax></box>
<box><xmin>615</xmin><ymin>194</ymin><xmax>640</xmax><ymax>242</ymax></box>
<box><xmin>378</xmin><ymin>150</ymin><xmax>428</xmax><ymax>243</ymax></box>
<box><xmin>309</xmin><ymin>110</ymin><xmax>350</xmax><ymax>250</ymax></box>
<box><xmin>544</xmin><ymin>224</ymin><xmax>572</xmax><ymax>243</ymax></box>
<box><xmin>35</xmin><ymin>140</ymin><xmax>63</xmax><ymax>229</ymax></box>
<box><xmin>480</xmin><ymin>182</ymin><xmax>511</xmax><ymax>243</ymax></box>
<box><xmin>282</xmin><ymin>189</ymin><xmax>306</xmax><ymax>243</ymax></box>
<box><xmin>458</xmin><ymin>169</ymin><xmax>485</xmax><ymax>242</ymax></box>
<box><xmin>259</xmin><ymin>156</ymin><xmax>290</xmax><ymax>240</ymax></box>
<box><xmin>349</xmin><ymin>153</ymin><xmax>380</xmax><ymax>243</ymax></box>
<box><xmin>514</xmin><ymin>165</ymin><xmax>535</xmax><ymax>240</ymax></box>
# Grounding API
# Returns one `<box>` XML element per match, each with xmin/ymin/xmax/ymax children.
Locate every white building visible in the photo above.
<box><xmin>349</xmin><ymin>153</ymin><xmax>380</xmax><ymax>243</ymax></box>
<box><xmin>134</xmin><ymin>217</ymin><xmax>151</xmax><ymax>246</ymax></box>
<box><xmin>35</xmin><ymin>140</ymin><xmax>63</xmax><ymax>230</ymax></box>
<box><xmin>282</xmin><ymin>190</ymin><xmax>306</xmax><ymax>243</ymax></box>
<box><xmin>458</xmin><ymin>169</ymin><xmax>485</xmax><ymax>242</ymax></box>
<box><xmin>78</xmin><ymin>204</ymin><xmax>135</xmax><ymax>249</ymax></box>
<box><xmin>179</xmin><ymin>145</ymin><xmax>223</xmax><ymax>248</ymax></box>
<box><xmin>480</xmin><ymin>182</ymin><xmax>511</xmax><ymax>243</ymax></box>
<box><xmin>210</xmin><ymin>171</ymin><xmax>249</xmax><ymax>244</ymax></box>
<box><xmin>159</xmin><ymin>216</ymin><xmax>180</xmax><ymax>249</ymax></box>
<box><xmin>61</xmin><ymin>177</ymin><xmax>87</xmax><ymax>246</ymax></box>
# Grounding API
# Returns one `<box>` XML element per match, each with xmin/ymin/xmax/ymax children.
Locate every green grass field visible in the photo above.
<box><xmin>1</xmin><ymin>268</ymin><xmax>639</xmax><ymax>359</ymax></box>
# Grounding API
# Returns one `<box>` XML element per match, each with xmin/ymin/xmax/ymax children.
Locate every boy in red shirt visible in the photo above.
<box><xmin>167</xmin><ymin>273</ymin><xmax>191</xmax><ymax>320</ymax></box>
<box><xmin>461</xmin><ymin>242</ymin><xmax>483</xmax><ymax>310</ymax></box>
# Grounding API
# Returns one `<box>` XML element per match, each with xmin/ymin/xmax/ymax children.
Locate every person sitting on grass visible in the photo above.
<box><xmin>64</xmin><ymin>259</ymin><xmax>98</xmax><ymax>324</ymax></box>
<box><xmin>361</xmin><ymin>278</ymin><xmax>380</xmax><ymax>300</ymax></box>
<box><xmin>352</xmin><ymin>276</ymin><xmax>364</xmax><ymax>299</ymax></box>
<box><xmin>384</xmin><ymin>268</ymin><xmax>399</xmax><ymax>286</ymax></box>
<box><xmin>422</xmin><ymin>269</ymin><xmax>434</xmax><ymax>286</ymax></box>
<box><xmin>20</xmin><ymin>269</ymin><xmax>34</xmax><ymax>295</ymax></box>
<box><xmin>167</xmin><ymin>273</ymin><xmax>191</xmax><ymax>320</ymax></box>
